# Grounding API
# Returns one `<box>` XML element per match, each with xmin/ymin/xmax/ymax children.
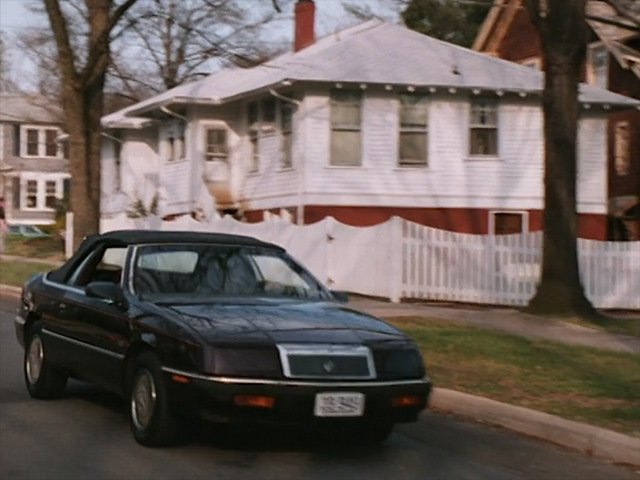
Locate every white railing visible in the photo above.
<box><xmin>99</xmin><ymin>214</ymin><xmax>640</xmax><ymax>310</ymax></box>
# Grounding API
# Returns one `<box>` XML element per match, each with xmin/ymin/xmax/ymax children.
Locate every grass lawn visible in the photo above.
<box><xmin>4</xmin><ymin>236</ymin><xmax>65</xmax><ymax>261</ymax></box>
<box><xmin>386</xmin><ymin>317</ymin><xmax>640</xmax><ymax>437</ymax></box>
<box><xmin>0</xmin><ymin>260</ymin><xmax>56</xmax><ymax>287</ymax></box>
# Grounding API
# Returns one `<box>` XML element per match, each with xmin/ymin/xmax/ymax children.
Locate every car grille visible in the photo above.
<box><xmin>277</xmin><ymin>344</ymin><xmax>376</xmax><ymax>380</ymax></box>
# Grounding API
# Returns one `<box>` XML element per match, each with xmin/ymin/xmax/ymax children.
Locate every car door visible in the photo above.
<box><xmin>56</xmin><ymin>244</ymin><xmax>131</xmax><ymax>392</ymax></box>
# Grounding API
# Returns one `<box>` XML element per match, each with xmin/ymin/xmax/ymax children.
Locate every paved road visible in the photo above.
<box><xmin>0</xmin><ymin>297</ymin><xmax>636</xmax><ymax>480</ymax></box>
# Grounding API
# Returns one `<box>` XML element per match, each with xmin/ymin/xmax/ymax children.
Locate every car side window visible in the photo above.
<box><xmin>68</xmin><ymin>246</ymin><xmax>127</xmax><ymax>287</ymax></box>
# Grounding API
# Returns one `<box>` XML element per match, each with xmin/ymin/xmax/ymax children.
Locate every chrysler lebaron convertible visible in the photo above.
<box><xmin>16</xmin><ymin>230</ymin><xmax>431</xmax><ymax>446</ymax></box>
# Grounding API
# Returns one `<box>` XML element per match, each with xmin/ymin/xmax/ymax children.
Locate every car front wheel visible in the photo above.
<box><xmin>24</xmin><ymin>323</ymin><xmax>67</xmax><ymax>399</ymax></box>
<box><xmin>128</xmin><ymin>352</ymin><xmax>179</xmax><ymax>446</ymax></box>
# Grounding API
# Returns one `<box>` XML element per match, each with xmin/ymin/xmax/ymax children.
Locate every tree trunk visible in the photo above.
<box><xmin>524</xmin><ymin>0</ymin><xmax>597</xmax><ymax>318</ymax></box>
<box><xmin>45</xmin><ymin>0</ymin><xmax>137</xmax><ymax>250</ymax></box>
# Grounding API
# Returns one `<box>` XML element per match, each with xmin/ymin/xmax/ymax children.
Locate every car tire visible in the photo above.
<box><xmin>24</xmin><ymin>322</ymin><xmax>67</xmax><ymax>399</ymax></box>
<box><xmin>128</xmin><ymin>352</ymin><xmax>180</xmax><ymax>447</ymax></box>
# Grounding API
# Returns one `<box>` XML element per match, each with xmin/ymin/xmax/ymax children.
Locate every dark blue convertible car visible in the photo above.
<box><xmin>16</xmin><ymin>230</ymin><xmax>431</xmax><ymax>446</ymax></box>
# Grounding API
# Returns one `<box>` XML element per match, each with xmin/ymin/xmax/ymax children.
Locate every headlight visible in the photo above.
<box><xmin>205</xmin><ymin>346</ymin><xmax>282</xmax><ymax>378</ymax></box>
<box><xmin>373</xmin><ymin>346</ymin><xmax>425</xmax><ymax>380</ymax></box>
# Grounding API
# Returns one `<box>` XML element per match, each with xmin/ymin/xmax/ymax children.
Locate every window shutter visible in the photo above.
<box><xmin>12</xmin><ymin>177</ymin><xmax>20</xmax><ymax>209</ymax></box>
<box><xmin>12</xmin><ymin>124</ymin><xmax>20</xmax><ymax>156</ymax></box>
<box><xmin>63</xmin><ymin>178</ymin><xmax>71</xmax><ymax>200</ymax></box>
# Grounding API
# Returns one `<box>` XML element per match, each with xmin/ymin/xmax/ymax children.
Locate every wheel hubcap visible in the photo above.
<box><xmin>131</xmin><ymin>369</ymin><xmax>157</xmax><ymax>431</ymax></box>
<box><xmin>26</xmin><ymin>335</ymin><xmax>44</xmax><ymax>385</ymax></box>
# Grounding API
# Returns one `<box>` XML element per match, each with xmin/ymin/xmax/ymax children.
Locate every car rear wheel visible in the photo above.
<box><xmin>128</xmin><ymin>352</ymin><xmax>180</xmax><ymax>446</ymax></box>
<box><xmin>24</xmin><ymin>323</ymin><xmax>67</xmax><ymax>399</ymax></box>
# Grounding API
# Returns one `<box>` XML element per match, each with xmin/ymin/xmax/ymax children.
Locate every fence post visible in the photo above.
<box><xmin>65</xmin><ymin>211</ymin><xmax>74</xmax><ymax>259</ymax></box>
<box><xmin>389</xmin><ymin>216</ymin><xmax>403</xmax><ymax>303</ymax></box>
<box><xmin>324</xmin><ymin>216</ymin><xmax>334</xmax><ymax>289</ymax></box>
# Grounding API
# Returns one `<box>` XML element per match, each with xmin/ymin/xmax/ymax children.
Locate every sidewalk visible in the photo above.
<box><xmin>348</xmin><ymin>297</ymin><xmax>640</xmax><ymax>355</ymax></box>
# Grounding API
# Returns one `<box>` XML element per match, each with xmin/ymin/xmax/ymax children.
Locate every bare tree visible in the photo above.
<box><xmin>44</xmin><ymin>0</ymin><xmax>139</xmax><ymax>249</ymax></box>
<box><xmin>109</xmin><ymin>0</ymin><xmax>290</xmax><ymax>100</ymax></box>
<box><xmin>0</xmin><ymin>37</ymin><xmax>16</xmax><ymax>92</ymax></box>
<box><xmin>523</xmin><ymin>0</ymin><xmax>597</xmax><ymax>318</ymax></box>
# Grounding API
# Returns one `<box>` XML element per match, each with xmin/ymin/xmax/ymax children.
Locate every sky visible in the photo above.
<box><xmin>0</xmin><ymin>0</ymin><xmax>400</xmax><ymax>37</ymax></box>
<box><xmin>0</xmin><ymin>0</ymin><xmax>400</xmax><ymax>90</ymax></box>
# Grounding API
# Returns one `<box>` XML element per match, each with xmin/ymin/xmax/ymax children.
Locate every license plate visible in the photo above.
<box><xmin>314</xmin><ymin>392</ymin><xmax>365</xmax><ymax>417</ymax></box>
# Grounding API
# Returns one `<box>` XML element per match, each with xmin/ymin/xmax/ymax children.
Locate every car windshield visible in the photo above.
<box><xmin>132</xmin><ymin>243</ymin><xmax>329</xmax><ymax>302</ymax></box>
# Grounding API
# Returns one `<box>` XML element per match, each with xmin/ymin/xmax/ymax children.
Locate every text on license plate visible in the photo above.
<box><xmin>314</xmin><ymin>392</ymin><xmax>365</xmax><ymax>417</ymax></box>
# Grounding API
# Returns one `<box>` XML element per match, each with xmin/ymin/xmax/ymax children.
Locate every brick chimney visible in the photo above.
<box><xmin>294</xmin><ymin>0</ymin><xmax>315</xmax><ymax>52</ymax></box>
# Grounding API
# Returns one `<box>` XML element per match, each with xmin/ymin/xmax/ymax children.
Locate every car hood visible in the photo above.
<box><xmin>153</xmin><ymin>299</ymin><xmax>406</xmax><ymax>345</ymax></box>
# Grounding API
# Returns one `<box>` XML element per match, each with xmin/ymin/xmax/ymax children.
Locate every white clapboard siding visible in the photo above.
<box><xmin>99</xmin><ymin>214</ymin><xmax>640</xmax><ymax>310</ymax></box>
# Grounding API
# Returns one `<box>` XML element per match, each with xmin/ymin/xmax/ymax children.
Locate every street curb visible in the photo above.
<box><xmin>430</xmin><ymin>388</ymin><xmax>640</xmax><ymax>467</ymax></box>
<box><xmin>0</xmin><ymin>286</ymin><xmax>637</xmax><ymax>466</ymax></box>
<box><xmin>0</xmin><ymin>284</ymin><xmax>22</xmax><ymax>299</ymax></box>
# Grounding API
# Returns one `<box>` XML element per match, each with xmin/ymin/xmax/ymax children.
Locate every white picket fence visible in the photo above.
<box><xmin>99</xmin><ymin>214</ymin><xmax>640</xmax><ymax>310</ymax></box>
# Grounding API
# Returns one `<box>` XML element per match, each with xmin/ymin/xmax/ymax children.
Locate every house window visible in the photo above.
<box><xmin>587</xmin><ymin>44</ymin><xmax>608</xmax><ymax>89</ymax></box>
<box><xmin>204</xmin><ymin>128</ymin><xmax>228</xmax><ymax>162</ymax></box>
<box><xmin>614</xmin><ymin>121</ymin><xmax>630</xmax><ymax>176</ymax></box>
<box><xmin>166</xmin><ymin>137</ymin><xmax>175</xmax><ymax>162</ymax></box>
<box><xmin>114</xmin><ymin>140</ymin><xmax>122</xmax><ymax>191</ymax></box>
<box><xmin>248</xmin><ymin>102</ymin><xmax>259</xmax><ymax>172</ymax></box>
<box><xmin>262</xmin><ymin>98</ymin><xmax>276</xmax><ymax>131</ymax></box>
<box><xmin>469</xmin><ymin>99</ymin><xmax>498</xmax><ymax>156</ymax></box>
<box><xmin>45</xmin><ymin>129</ymin><xmax>57</xmax><ymax>157</ymax></box>
<box><xmin>20</xmin><ymin>176</ymin><xmax>66</xmax><ymax>211</ymax></box>
<box><xmin>330</xmin><ymin>90</ymin><xmax>362</xmax><ymax>166</ymax></box>
<box><xmin>45</xmin><ymin>180</ymin><xmax>57</xmax><ymax>208</ymax></box>
<box><xmin>26</xmin><ymin>129</ymin><xmax>39</xmax><ymax>156</ymax></box>
<box><xmin>26</xmin><ymin>180</ymin><xmax>38</xmax><ymax>208</ymax></box>
<box><xmin>280</xmin><ymin>101</ymin><xmax>294</xmax><ymax>168</ymax></box>
<box><xmin>21</xmin><ymin>126</ymin><xmax>61</xmax><ymax>158</ymax></box>
<box><xmin>399</xmin><ymin>94</ymin><xmax>428</xmax><ymax>166</ymax></box>
<box><xmin>491</xmin><ymin>211</ymin><xmax>526</xmax><ymax>234</ymax></box>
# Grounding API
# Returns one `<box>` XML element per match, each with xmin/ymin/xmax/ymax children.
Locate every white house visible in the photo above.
<box><xmin>0</xmin><ymin>94</ymin><xmax>70</xmax><ymax>225</ymax></box>
<box><xmin>100</xmin><ymin>0</ymin><xmax>639</xmax><ymax>240</ymax></box>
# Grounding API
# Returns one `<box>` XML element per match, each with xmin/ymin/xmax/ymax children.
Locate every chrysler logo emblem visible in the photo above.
<box><xmin>322</xmin><ymin>360</ymin><xmax>336</xmax><ymax>373</ymax></box>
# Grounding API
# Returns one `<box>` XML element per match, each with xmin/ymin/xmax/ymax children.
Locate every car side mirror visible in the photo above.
<box><xmin>86</xmin><ymin>281</ymin><xmax>128</xmax><ymax>309</ymax></box>
<box><xmin>331</xmin><ymin>290</ymin><xmax>349</xmax><ymax>303</ymax></box>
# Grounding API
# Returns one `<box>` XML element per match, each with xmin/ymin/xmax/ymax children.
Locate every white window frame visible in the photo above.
<box><xmin>160</xmin><ymin>121</ymin><xmax>186</xmax><ymax>163</ymax></box>
<box><xmin>246</xmin><ymin>98</ymin><xmax>296</xmax><ymax>173</ymax></box>
<box><xmin>20</xmin><ymin>125</ymin><xmax>63</xmax><ymax>159</ymax></box>
<box><xmin>204</xmin><ymin>126</ymin><xmax>228</xmax><ymax>163</ymax></box>
<box><xmin>587</xmin><ymin>42</ymin><xmax>609</xmax><ymax>89</ymax></box>
<box><xmin>19</xmin><ymin>174</ymin><xmax>69</xmax><ymax>211</ymax></box>
<box><xmin>489</xmin><ymin>210</ymin><xmax>528</xmax><ymax>235</ymax></box>
<box><xmin>614</xmin><ymin>121</ymin><xmax>630</xmax><ymax>176</ymax></box>
<box><xmin>468</xmin><ymin>98</ymin><xmax>499</xmax><ymax>158</ymax></box>
<box><xmin>330</xmin><ymin>90</ymin><xmax>362</xmax><ymax>167</ymax></box>
<box><xmin>398</xmin><ymin>93</ymin><xmax>429</xmax><ymax>167</ymax></box>
<box><xmin>247</xmin><ymin>101</ymin><xmax>260</xmax><ymax>173</ymax></box>
<box><xmin>279</xmin><ymin>100</ymin><xmax>294</xmax><ymax>170</ymax></box>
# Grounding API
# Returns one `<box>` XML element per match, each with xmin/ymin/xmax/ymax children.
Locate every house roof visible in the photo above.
<box><xmin>586</xmin><ymin>1</ymin><xmax>640</xmax><ymax>79</ymax></box>
<box><xmin>104</xmin><ymin>19</ymin><xmax>639</xmax><ymax>128</ymax></box>
<box><xmin>473</xmin><ymin>0</ymin><xmax>640</xmax><ymax>79</ymax></box>
<box><xmin>0</xmin><ymin>94</ymin><xmax>62</xmax><ymax>124</ymax></box>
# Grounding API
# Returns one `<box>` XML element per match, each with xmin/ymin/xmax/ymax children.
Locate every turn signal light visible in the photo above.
<box><xmin>171</xmin><ymin>374</ymin><xmax>191</xmax><ymax>384</ymax></box>
<box><xmin>392</xmin><ymin>395</ymin><xmax>422</xmax><ymax>407</ymax></box>
<box><xmin>234</xmin><ymin>395</ymin><xmax>276</xmax><ymax>409</ymax></box>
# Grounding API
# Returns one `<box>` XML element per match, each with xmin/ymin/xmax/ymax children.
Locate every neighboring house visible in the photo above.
<box><xmin>0</xmin><ymin>94</ymin><xmax>70</xmax><ymax>225</ymax></box>
<box><xmin>101</xmin><ymin>0</ymin><xmax>638</xmax><ymax>240</ymax></box>
<box><xmin>473</xmin><ymin>0</ymin><xmax>640</xmax><ymax>240</ymax></box>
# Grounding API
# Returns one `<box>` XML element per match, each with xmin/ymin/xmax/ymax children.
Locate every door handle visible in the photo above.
<box><xmin>58</xmin><ymin>302</ymin><xmax>67</xmax><ymax>311</ymax></box>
